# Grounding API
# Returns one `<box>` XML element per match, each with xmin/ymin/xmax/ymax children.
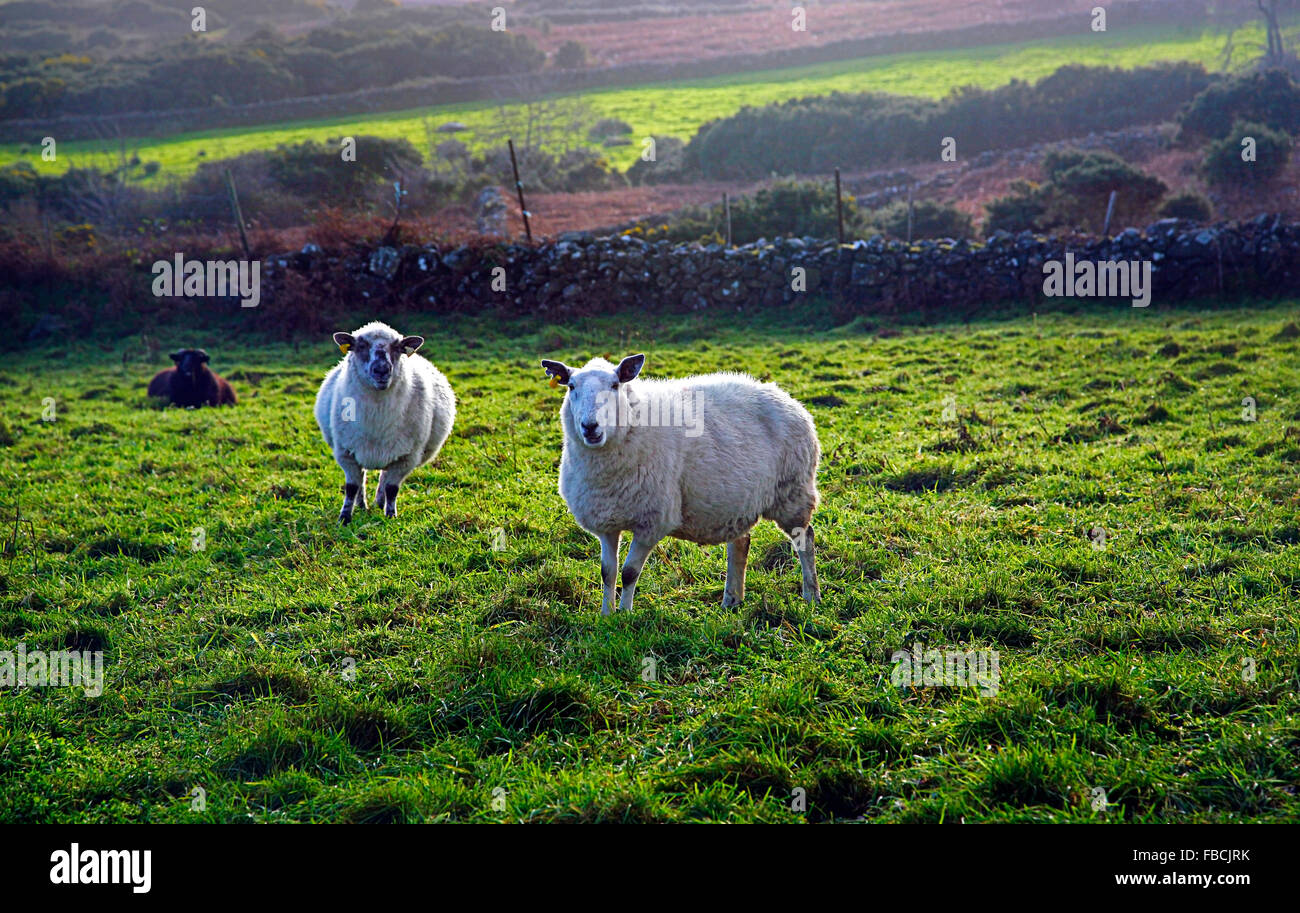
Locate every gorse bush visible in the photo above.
<box><xmin>265</xmin><ymin>137</ymin><xmax>423</xmax><ymax>203</ymax></box>
<box><xmin>1177</xmin><ymin>69</ymin><xmax>1300</xmax><ymax>142</ymax></box>
<box><xmin>1041</xmin><ymin>149</ymin><xmax>1167</xmax><ymax>231</ymax></box>
<box><xmin>680</xmin><ymin>63</ymin><xmax>1213</xmax><ymax>179</ymax></box>
<box><xmin>1203</xmin><ymin>120</ymin><xmax>1293</xmax><ymax>188</ymax></box>
<box><xmin>628</xmin><ymin>178</ymin><xmax>870</xmax><ymax>244</ymax></box>
<box><xmin>625</xmin><ymin>135</ymin><xmax>687</xmax><ymax>185</ymax></box>
<box><xmin>983</xmin><ymin>181</ymin><xmax>1049</xmax><ymax>234</ymax></box>
<box><xmin>477</xmin><ymin>145</ymin><xmax>624</xmax><ymax>194</ymax></box>
<box><xmin>0</xmin><ymin>162</ymin><xmax>40</xmax><ymax>211</ymax></box>
<box><xmin>626</xmin><ymin>181</ymin><xmax>972</xmax><ymax>244</ymax></box>
<box><xmin>984</xmin><ymin>151</ymin><xmax>1167</xmax><ymax>234</ymax></box>
<box><xmin>869</xmin><ymin>200</ymin><xmax>974</xmax><ymax>241</ymax></box>
<box><xmin>1157</xmin><ymin>189</ymin><xmax>1214</xmax><ymax>222</ymax></box>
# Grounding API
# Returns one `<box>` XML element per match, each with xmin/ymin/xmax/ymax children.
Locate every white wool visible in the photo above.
<box><xmin>315</xmin><ymin>321</ymin><xmax>455</xmax><ymax>520</ymax></box>
<box><xmin>547</xmin><ymin>355</ymin><xmax>820</xmax><ymax>613</ymax></box>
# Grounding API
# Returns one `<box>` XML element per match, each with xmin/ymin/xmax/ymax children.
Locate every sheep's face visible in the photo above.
<box><xmin>170</xmin><ymin>349</ymin><xmax>209</xmax><ymax>381</ymax></box>
<box><xmin>334</xmin><ymin>324</ymin><xmax>424</xmax><ymax>392</ymax></box>
<box><xmin>542</xmin><ymin>354</ymin><xmax>645</xmax><ymax>449</ymax></box>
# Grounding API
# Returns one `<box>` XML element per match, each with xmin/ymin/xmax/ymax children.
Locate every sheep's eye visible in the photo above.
<box><xmin>610</xmin><ymin>382</ymin><xmax>620</xmax><ymax>390</ymax></box>
<box><xmin>567</xmin><ymin>382</ymin><xmax>575</xmax><ymax>390</ymax></box>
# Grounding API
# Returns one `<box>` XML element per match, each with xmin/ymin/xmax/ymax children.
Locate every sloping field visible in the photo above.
<box><xmin>0</xmin><ymin>22</ymin><xmax>1267</xmax><ymax>183</ymax></box>
<box><xmin>525</xmin><ymin>0</ymin><xmax>1104</xmax><ymax>67</ymax></box>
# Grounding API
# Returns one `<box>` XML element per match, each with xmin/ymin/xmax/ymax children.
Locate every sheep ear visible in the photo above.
<box><xmin>198</xmin><ymin>350</ymin><xmax>210</xmax><ymax>363</ymax></box>
<box><xmin>541</xmin><ymin>360</ymin><xmax>571</xmax><ymax>384</ymax></box>
<box><xmin>333</xmin><ymin>332</ymin><xmax>354</xmax><ymax>354</ymax></box>
<box><xmin>400</xmin><ymin>336</ymin><xmax>424</xmax><ymax>355</ymax></box>
<box><xmin>617</xmin><ymin>354</ymin><xmax>645</xmax><ymax>383</ymax></box>
<box><xmin>170</xmin><ymin>350</ymin><xmax>183</xmax><ymax>363</ymax></box>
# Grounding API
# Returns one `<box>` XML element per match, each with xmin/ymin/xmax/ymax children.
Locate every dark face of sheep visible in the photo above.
<box><xmin>170</xmin><ymin>349</ymin><xmax>210</xmax><ymax>381</ymax></box>
<box><xmin>334</xmin><ymin>328</ymin><xmax>424</xmax><ymax>391</ymax></box>
<box><xmin>543</xmin><ymin>354</ymin><xmax>644</xmax><ymax>449</ymax></box>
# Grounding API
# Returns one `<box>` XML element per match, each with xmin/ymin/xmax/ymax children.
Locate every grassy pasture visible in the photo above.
<box><xmin>1</xmin><ymin>299</ymin><xmax>1298</xmax><ymax>822</ymax></box>
<box><xmin>0</xmin><ymin>21</ymin><xmax>1274</xmax><ymax>183</ymax></box>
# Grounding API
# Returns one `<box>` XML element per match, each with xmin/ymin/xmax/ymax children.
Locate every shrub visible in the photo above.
<box><xmin>870</xmin><ymin>199</ymin><xmax>974</xmax><ymax>240</ymax></box>
<box><xmin>1042</xmin><ymin>150</ymin><xmax>1167</xmax><ymax>231</ymax></box>
<box><xmin>554</xmin><ymin>39</ymin><xmax>588</xmax><ymax>69</ymax></box>
<box><xmin>680</xmin><ymin>63</ymin><xmax>1212</xmax><ymax>179</ymax></box>
<box><xmin>627</xmin><ymin>178</ymin><xmax>871</xmax><ymax>244</ymax></box>
<box><xmin>588</xmin><ymin>118</ymin><xmax>633</xmax><ymax>141</ymax></box>
<box><xmin>476</xmin><ymin>144</ymin><xmax>621</xmax><ymax>193</ymax></box>
<box><xmin>556</xmin><ymin>148</ymin><xmax>621</xmax><ymax>192</ymax></box>
<box><xmin>0</xmin><ymin>162</ymin><xmax>40</xmax><ymax>211</ymax></box>
<box><xmin>265</xmin><ymin>136</ymin><xmax>423</xmax><ymax>202</ymax></box>
<box><xmin>625</xmin><ymin>135</ymin><xmax>686</xmax><ymax>185</ymax></box>
<box><xmin>1178</xmin><ymin>69</ymin><xmax>1300</xmax><ymax>141</ymax></box>
<box><xmin>982</xmin><ymin>152</ymin><xmax>1167</xmax><ymax>234</ymax></box>
<box><xmin>1203</xmin><ymin>120</ymin><xmax>1293</xmax><ymax>188</ymax></box>
<box><xmin>1157</xmin><ymin>190</ymin><xmax>1213</xmax><ymax>221</ymax></box>
<box><xmin>984</xmin><ymin>180</ymin><xmax>1049</xmax><ymax>234</ymax></box>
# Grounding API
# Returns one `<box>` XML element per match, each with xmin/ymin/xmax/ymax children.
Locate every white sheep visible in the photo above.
<box><xmin>540</xmin><ymin>354</ymin><xmax>821</xmax><ymax>615</ymax></box>
<box><xmin>314</xmin><ymin>321</ymin><xmax>455</xmax><ymax>523</ymax></box>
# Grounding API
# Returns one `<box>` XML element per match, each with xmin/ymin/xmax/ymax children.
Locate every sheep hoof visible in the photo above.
<box><xmin>721</xmin><ymin>592</ymin><xmax>743</xmax><ymax>608</ymax></box>
<box><xmin>803</xmin><ymin>589</ymin><xmax>821</xmax><ymax>604</ymax></box>
<box><xmin>339</xmin><ymin>511</ymin><xmax>352</xmax><ymax>525</ymax></box>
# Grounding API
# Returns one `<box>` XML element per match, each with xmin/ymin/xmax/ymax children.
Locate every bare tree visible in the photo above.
<box><xmin>1254</xmin><ymin>0</ymin><xmax>1296</xmax><ymax>67</ymax></box>
<box><xmin>475</xmin><ymin>74</ymin><xmax>598</xmax><ymax>161</ymax></box>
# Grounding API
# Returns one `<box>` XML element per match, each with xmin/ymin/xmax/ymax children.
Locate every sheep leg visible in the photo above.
<box><xmin>722</xmin><ymin>533</ymin><xmax>751</xmax><ymax>607</ymax></box>
<box><xmin>598</xmin><ymin>531</ymin><xmax>621</xmax><ymax>617</ymax></box>
<box><xmin>336</xmin><ymin>450</ymin><xmax>365</xmax><ymax>524</ymax></box>
<box><xmin>617</xmin><ymin>533</ymin><xmax>661</xmax><ymax>613</ymax></box>
<box><xmin>378</xmin><ymin>457</ymin><xmax>417</xmax><ymax>518</ymax></box>
<box><xmin>789</xmin><ymin>523</ymin><xmax>821</xmax><ymax>604</ymax></box>
<box><xmin>373</xmin><ymin>470</ymin><xmax>386</xmax><ymax>511</ymax></box>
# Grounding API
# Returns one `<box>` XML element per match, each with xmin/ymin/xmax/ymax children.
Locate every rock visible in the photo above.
<box><xmin>475</xmin><ymin>187</ymin><xmax>507</xmax><ymax>237</ymax></box>
<box><xmin>368</xmin><ymin>246</ymin><xmax>400</xmax><ymax>279</ymax></box>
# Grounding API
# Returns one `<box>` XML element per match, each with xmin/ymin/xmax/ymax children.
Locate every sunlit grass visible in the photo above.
<box><xmin>1</xmin><ymin>299</ymin><xmax>1298</xmax><ymax>822</ymax></box>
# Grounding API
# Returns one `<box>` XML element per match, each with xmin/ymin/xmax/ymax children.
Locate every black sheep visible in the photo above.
<box><xmin>148</xmin><ymin>349</ymin><xmax>237</xmax><ymax>407</ymax></box>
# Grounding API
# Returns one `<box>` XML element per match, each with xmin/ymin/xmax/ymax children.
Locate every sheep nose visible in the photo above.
<box><xmin>581</xmin><ymin>420</ymin><xmax>600</xmax><ymax>436</ymax></box>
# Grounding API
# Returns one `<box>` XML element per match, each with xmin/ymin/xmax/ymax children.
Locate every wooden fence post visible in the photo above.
<box><xmin>834</xmin><ymin>168</ymin><xmax>844</xmax><ymax>244</ymax></box>
<box><xmin>223</xmin><ymin>169</ymin><xmax>251</xmax><ymax>259</ymax></box>
<box><xmin>1102</xmin><ymin>190</ymin><xmax>1117</xmax><ymax>236</ymax></box>
<box><xmin>508</xmin><ymin>139</ymin><xmax>533</xmax><ymax>243</ymax></box>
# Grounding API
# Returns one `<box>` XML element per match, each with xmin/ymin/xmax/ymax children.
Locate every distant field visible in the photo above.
<box><xmin>2</xmin><ymin>300</ymin><xmax>1299</xmax><ymax>822</ymax></box>
<box><xmin>0</xmin><ymin>21</ymin><xmax>1269</xmax><ymax>184</ymax></box>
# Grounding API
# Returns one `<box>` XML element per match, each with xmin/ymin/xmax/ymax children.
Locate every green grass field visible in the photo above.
<box><xmin>0</xmin><ymin>21</ymin><xmax>1273</xmax><ymax>183</ymax></box>
<box><xmin>2</xmin><ymin>299</ymin><xmax>1298</xmax><ymax>822</ymax></box>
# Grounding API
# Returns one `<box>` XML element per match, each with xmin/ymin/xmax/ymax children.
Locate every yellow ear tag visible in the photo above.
<box><xmin>339</xmin><ymin>343</ymin><xmax>350</xmax><ymax>354</ymax></box>
<box><xmin>548</xmin><ymin>375</ymin><xmax>558</xmax><ymax>388</ymax></box>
